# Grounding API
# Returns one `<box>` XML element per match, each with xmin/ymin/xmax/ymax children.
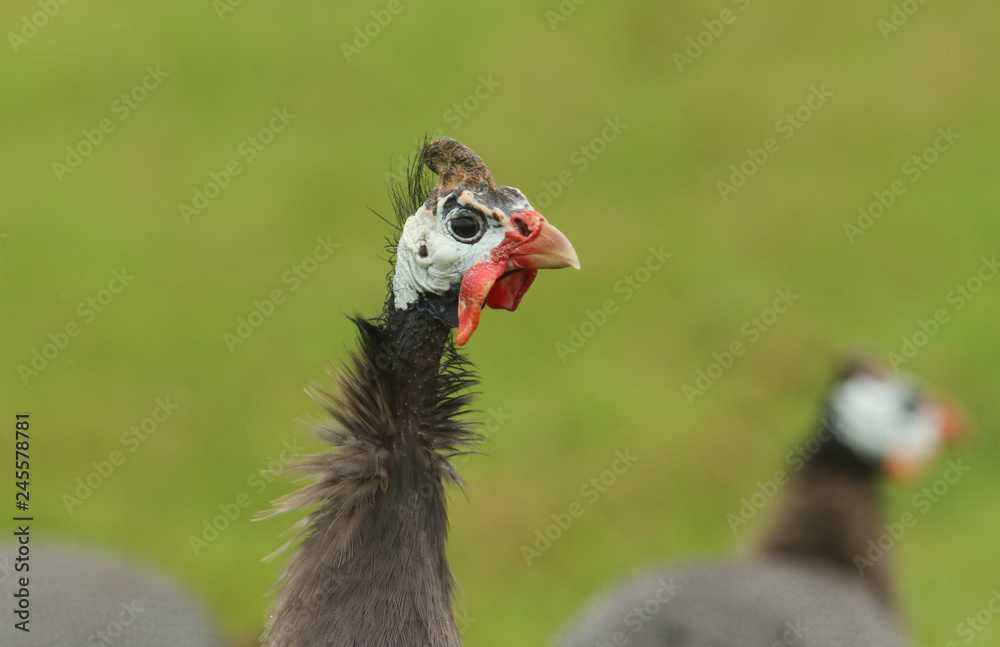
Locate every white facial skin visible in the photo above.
<box><xmin>829</xmin><ymin>374</ymin><xmax>941</xmax><ymax>465</ymax></box>
<box><xmin>393</xmin><ymin>190</ymin><xmax>522</xmax><ymax>310</ymax></box>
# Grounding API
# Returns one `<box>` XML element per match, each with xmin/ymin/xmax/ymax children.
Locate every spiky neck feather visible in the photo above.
<box><xmin>264</xmin><ymin>298</ymin><xmax>479</xmax><ymax>647</ymax></box>
<box><xmin>757</xmin><ymin>413</ymin><xmax>894</xmax><ymax>605</ymax></box>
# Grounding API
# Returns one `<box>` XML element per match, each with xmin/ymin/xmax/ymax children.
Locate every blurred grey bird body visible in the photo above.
<box><xmin>551</xmin><ymin>558</ymin><xmax>905</xmax><ymax>647</ymax></box>
<box><xmin>0</xmin><ymin>543</ymin><xmax>221</xmax><ymax>647</ymax></box>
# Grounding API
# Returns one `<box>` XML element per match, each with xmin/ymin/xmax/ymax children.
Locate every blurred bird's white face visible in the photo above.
<box><xmin>830</xmin><ymin>373</ymin><xmax>965</xmax><ymax>481</ymax></box>
<box><xmin>393</xmin><ymin>188</ymin><xmax>579</xmax><ymax>345</ymax></box>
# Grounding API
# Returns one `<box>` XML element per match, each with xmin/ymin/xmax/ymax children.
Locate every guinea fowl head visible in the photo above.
<box><xmin>393</xmin><ymin>136</ymin><xmax>580</xmax><ymax>345</ymax></box>
<box><xmin>826</xmin><ymin>357</ymin><xmax>966</xmax><ymax>482</ymax></box>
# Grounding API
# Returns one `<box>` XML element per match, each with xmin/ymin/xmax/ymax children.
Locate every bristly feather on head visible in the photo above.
<box><xmin>376</xmin><ymin>137</ymin><xmax>437</xmax><ymax>313</ymax></box>
<box><xmin>390</xmin><ymin>136</ymin><xmax>437</xmax><ymax>234</ymax></box>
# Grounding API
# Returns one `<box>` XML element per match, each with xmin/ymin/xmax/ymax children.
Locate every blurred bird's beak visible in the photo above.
<box><xmin>884</xmin><ymin>398</ymin><xmax>968</xmax><ymax>484</ymax></box>
<box><xmin>456</xmin><ymin>211</ymin><xmax>579</xmax><ymax>345</ymax></box>
<box><xmin>932</xmin><ymin>399</ymin><xmax>967</xmax><ymax>445</ymax></box>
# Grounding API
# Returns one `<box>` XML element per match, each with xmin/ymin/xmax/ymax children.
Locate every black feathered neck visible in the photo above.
<box><xmin>757</xmin><ymin>412</ymin><xmax>893</xmax><ymax>606</ymax></box>
<box><xmin>807</xmin><ymin>410</ymin><xmax>881</xmax><ymax>482</ymax></box>
<box><xmin>262</xmin><ymin>305</ymin><xmax>480</xmax><ymax>647</ymax></box>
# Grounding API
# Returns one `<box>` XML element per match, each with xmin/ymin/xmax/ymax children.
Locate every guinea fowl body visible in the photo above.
<box><xmin>0</xmin><ymin>543</ymin><xmax>221</xmax><ymax>646</ymax></box>
<box><xmin>551</xmin><ymin>559</ymin><xmax>905</xmax><ymax>647</ymax></box>
<box><xmin>262</xmin><ymin>137</ymin><xmax>578</xmax><ymax>647</ymax></box>
<box><xmin>550</xmin><ymin>365</ymin><xmax>962</xmax><ymax>647</ymax></box>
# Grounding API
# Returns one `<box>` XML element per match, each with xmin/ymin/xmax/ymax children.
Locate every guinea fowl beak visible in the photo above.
<box><xmin>507</xmin><ymin>219</ymin><xmax>581</xmax><ymax>271</ymax></box>
<box><xmin>885</xmin><ymin>397</ymin><xmax>968</xmax><ymax>483</ymax></box>
<box><xmin>456</xmin><ymin>212</ymin><xmax>579</xmax><ymax>346</ymax></box>
<box><xmin>933</xmin><ymin>399</ymin><xmax>967</xmax><ymax>445</ymax></box>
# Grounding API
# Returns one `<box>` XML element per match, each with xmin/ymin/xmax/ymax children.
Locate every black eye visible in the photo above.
<box><xmin>448</xmin><ymin>211</ymin><xmax>485</xmax><ymax>243</ymax></box>
<box><xmin>901</xmin><ymin>394</ymin><xmax>919</xmax><ymax>415</ymax></box>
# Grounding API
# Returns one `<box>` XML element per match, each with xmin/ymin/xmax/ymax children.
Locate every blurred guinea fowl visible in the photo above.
<box><xmin>260</xmin><ymin>137</ymin><xmax>579</xmax><ymax>647</ymax></box>
<box><xmin>550</xmin><ymin>358</ymin><xmax>965</xmax><ymax>647</ymax></box>
<box><xmin>0</xmin><ymin>543</ymin><xmax>221</xmax><ymax>646</ymax></box>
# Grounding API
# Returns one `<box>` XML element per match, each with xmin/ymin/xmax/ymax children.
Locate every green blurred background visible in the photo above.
<box><xmin>2</xmin><ymin>1</ymin><xmax>998</xmax><ymax>645</ymax></box>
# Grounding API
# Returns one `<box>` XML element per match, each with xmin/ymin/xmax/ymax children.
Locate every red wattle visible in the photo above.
<box><xmin>456</xmin><ymin>260</ymin><xmax>507</xmax><ymax>345</ymax></box>
<box><xmin>485</xmin><ymin>269</ymin><xmax>538</xmax><ymax>311</ymax></box>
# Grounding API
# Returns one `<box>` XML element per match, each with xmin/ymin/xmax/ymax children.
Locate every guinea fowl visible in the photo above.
<box><xmin>550</xmin><ymin>359</ymin><xmax>965</xmax><ymax>647</ymax></box>
<box><xmin>0</xmin><ymin>543</ymin><xmax>221</xmax><ymax>646</ymax></box>
<box><xmin>261</xmin><ymin>136</ymin><xmax>579</xmax><ymax>647</ymax></box>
